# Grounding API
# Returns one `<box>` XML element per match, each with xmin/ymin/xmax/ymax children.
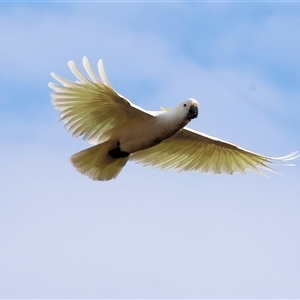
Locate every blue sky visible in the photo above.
<box><xmin>1</xmin><ymin>2</ymin><xmax>300</xmax><ymax>298</ymax></box>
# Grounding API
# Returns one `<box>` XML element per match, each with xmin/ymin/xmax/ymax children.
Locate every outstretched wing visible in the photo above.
<box><xmin>49</xmin><ymin>57</ymin><xmax>153</xmax><ymax>144</ymax></box>
<box><xmin>130</xmin><ymin>127</ymin><xmax>299</xmax><ymax>175</ymax></box>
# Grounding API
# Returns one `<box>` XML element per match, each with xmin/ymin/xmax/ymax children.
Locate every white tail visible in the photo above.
<box><xmin>70</xmin><ymin>141</ymin><xmax>128</xmax><ymax>181</ymax></box>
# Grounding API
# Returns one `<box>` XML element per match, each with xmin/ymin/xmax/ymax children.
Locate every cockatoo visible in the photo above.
<box><xmin>49</xmin><ymin>57</ymin><xmax>298</xmax><ymax>181</ymax></box>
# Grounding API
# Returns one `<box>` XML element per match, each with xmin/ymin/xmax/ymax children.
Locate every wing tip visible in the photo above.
<box><xmin>269</xmin><ymin>150</ymin><xmax>299</xmax><ymax>161</ymax></box>
<box><xmin>97</xmin><ymin>59</ymin><xmax>111</xmax><ymax>87</ymax></box>
<box><xmin>67</xmin><ymin>60</ymin><xmax>75</xmax><ymax>68</ymax></box>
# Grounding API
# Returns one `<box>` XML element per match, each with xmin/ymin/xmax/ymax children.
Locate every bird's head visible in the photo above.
<box><xmin>160</xmin><ymin>98</ymin><xmax>199</xmax><ymax>129</ymax></box>
<box><xmin>177</xmin><ymin>98</ymin><xmax>199</xmax><ymax>121</ymax></box>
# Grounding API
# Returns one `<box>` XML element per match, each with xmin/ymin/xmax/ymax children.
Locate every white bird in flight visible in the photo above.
<box><xmin>49</xmin><ymin>57</ymin><xmax>298</xmax><ymax>181</ymax></box>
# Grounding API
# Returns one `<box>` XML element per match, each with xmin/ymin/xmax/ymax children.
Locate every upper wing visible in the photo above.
<box><xmin>130</xmin><ymin>127</ymin><xmax>299</xmax><ymax>175</ymax></box>
<box><xmin>49</xmin><ymin>57</ymin><xmax>153</xmax><ymax>144</ymax></box>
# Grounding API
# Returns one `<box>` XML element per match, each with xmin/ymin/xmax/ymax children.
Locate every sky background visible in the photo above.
<box><xmin>1</xmin><ymin>2</ymin><xmax>300</xmax><ymax>298</ymax></box>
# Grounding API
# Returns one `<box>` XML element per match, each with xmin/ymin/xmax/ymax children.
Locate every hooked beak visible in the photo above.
<box><xmin>188</xmin><ymin>104</ymin><xmax>198</xmax><ymax>120</ymax></box>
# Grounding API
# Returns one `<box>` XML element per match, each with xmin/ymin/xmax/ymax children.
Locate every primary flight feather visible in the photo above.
<box><xmin>49</xmin><ymin>57</ymin><xmax>299</xmax><ymax>181</ymax></box>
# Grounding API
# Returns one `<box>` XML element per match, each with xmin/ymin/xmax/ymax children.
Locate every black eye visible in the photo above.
<box><xmin>183</xmin><ymin>104</ymin><xmax>186</xmax><ymax>107</ymax></box>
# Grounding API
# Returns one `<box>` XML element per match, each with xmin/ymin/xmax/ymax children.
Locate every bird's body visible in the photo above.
<box><xmin>112</xmin><ymin>105</ymin><xmax>194</xmax><ymax>154</ymax></box>
<box><xmin>49</xmin><ymin>57</ymin><xmax>298</xmax><ymax>181</ymax></box>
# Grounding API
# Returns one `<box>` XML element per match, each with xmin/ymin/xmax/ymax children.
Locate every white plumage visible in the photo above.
<box><xmin>49</xmin><ymin>57</ymin><xmax>299</xmax><ymax>181</ymax></box>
